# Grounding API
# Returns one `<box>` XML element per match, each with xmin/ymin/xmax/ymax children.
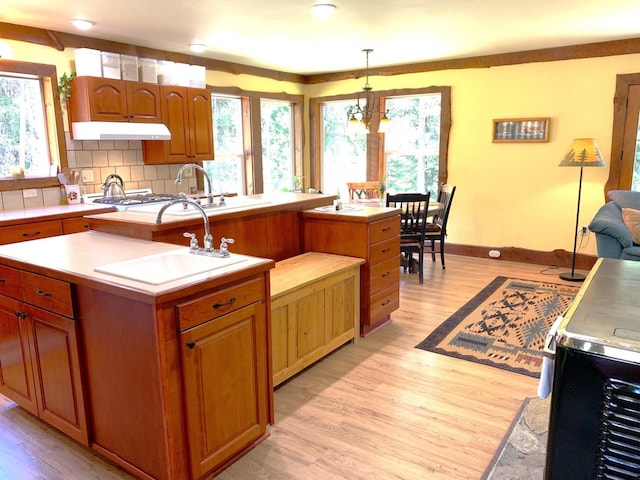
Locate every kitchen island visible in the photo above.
<box><xmin>0</xmin><ymin>231</ymin><xmax>274</xmax><ymax>480</ymax></box>
<box><xmin>85</xmin><ymin>192</ymin><xmax>334</xmax><ymax>261</ymax></box>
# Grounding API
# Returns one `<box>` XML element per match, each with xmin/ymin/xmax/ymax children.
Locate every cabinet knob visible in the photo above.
<box><xmin>186</xmin><ymin>341</ymin><xmax>196</xmax><ymax>349</ymax></box>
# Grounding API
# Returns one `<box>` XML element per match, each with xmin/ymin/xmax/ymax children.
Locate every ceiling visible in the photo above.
<box><xmin>3</xmin><ymin>0</ymin><xmax>640</xmax><ymax>75</ymax></box>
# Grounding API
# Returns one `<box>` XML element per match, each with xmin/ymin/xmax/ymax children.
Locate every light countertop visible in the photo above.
<box><xmin>0</xmin><ymin>231</ymin><xmax>273</xmax><ymax>300</ymax></box>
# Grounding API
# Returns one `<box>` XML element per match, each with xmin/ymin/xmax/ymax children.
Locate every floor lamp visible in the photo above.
<box><xmin>558</xmin><ymin>138</ymin><xmax>606</xmax><ymax>282</ymax></box>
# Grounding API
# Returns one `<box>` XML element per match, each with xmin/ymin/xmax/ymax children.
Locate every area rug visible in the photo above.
<box><xmin>482</xmin><ymin>396</ymin><xmax>550</xmax><ymax>480</ymax></box>
<box><xmin>416</xmin><ymin>276</ymin><xmax>580</xmax><ymax>377</ymax></box>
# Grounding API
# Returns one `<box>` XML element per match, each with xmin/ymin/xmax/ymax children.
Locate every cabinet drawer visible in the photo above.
<box><xmin>62</xmin><ymin>217</ymin><xmax>91</xmax><ymax>234</ymax></box>
<box><xmin>20</xmin><ymin>272</ymin><xmax>74</xmax><ymax>318</ymax></box>
<box><xmin>0</xmin><ymin>220</ymin><xmax>63</xmax><ymax>245</ymax></box>
<box><xmin>369</xmin><ymin>256</ymin><xmax>400</xmax><ymax>295</ymax></box>
<box><xmin>368</xmin><ymin>237</ymin><xmax>399</xmax><ymax>265</ymax></box>
<box><xmin>368</xmin><ymin>283</ymin><xmax>399</xmax><ymax>325</ymax></box>
<box><xmin>369</xmin><ymin>216</ymin><xmax>400</xmax><ymax>245</ymax></box>
<box><xmin>0</xmin><ymin>265</ymin><xmax>22</xmax><ymax>300</ymax></box>
<box><xmin>177</xmin><ymin>276</ymin><xmax>266</xmax><ymax>331</ymax></box>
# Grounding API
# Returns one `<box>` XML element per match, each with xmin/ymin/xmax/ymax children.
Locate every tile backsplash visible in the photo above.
<box><xmin>0</xmin><ymin>133</ymin><xmax>198</xmax><ymax>211</ymax></box>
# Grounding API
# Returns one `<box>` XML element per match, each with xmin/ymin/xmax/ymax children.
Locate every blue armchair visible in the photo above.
<box><xmin>588</xmin><ymin>190</ymin><xmax>640</xmax><ymax>260</ymax></box>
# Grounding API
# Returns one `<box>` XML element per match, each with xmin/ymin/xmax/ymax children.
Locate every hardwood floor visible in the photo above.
<box><xmin>0</xmin><ymin>255</ymin><xmax>585</xmax><ymax>479</ymax></box>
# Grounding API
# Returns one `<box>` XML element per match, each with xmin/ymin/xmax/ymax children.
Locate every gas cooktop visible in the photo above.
<box><xmin>90</xmin><ymin>193</ymin><xmax>183</xmax><ymax>206</ymax></box>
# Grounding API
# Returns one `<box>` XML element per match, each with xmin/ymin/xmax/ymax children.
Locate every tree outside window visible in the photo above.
<box><xmin>321</xmin><ymin>100</ymin><xmax>367</xmax><ymax>198</ymax></box>
<box><xmin>384</xmin><ymin>93</ymin><xmax>442</xmax><ymax>197</ymax></box>
<box><xmin>0</xmin><ymin>74</ymin><xmax>49</xmax><ymax>178</ymax></box>
<box><xmin>261</xmin><ymin>99</ymin><xmax>294</xmax><ymax>192</ymax></box>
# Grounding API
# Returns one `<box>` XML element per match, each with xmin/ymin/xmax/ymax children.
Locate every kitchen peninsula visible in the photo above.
<box><xmin>85</xmin><ymin>192</ymin><xmax>335</xmax><ymax>261</ymax></box>
<box><xmin>0</xmin><ymin>231</ymin><xmax>274</xmax><ymax>480</ymax></box>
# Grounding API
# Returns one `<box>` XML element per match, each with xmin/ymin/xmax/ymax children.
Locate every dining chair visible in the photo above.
<box><xmin>347</xmin><ymin>181</ymin><xmax>380</xmax><ymax>200</ymax></box>
<box><xmin>386</xmin><ymin>192</ymin><xmax>431</xmax><ymax>284</ymax></box>
<box><xmin>424</xmin><ymin>184</ymin><xmax>456</xmax><ymax>269</ymax></box>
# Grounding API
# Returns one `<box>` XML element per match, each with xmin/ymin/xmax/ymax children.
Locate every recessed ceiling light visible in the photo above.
<box><xmin>189</xmin><ymin>43</ymin><xmax>207</xmax><ymax>53</ymax></box>
<box><xmin>71</xmin><ymin>19</ymin><xmax>95</xmax><ymax>31</ymax></box>
<box><xmin>311</xmin><ymin>3</ymin><xmax>337</xmax><ymax>19</ymax></box>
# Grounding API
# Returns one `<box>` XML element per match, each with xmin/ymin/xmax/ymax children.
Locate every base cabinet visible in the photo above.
<box><xmin>0</xmin><ymin>266</ymin><xmax>87</xmax><ymax>445</ymax></box>
<box><xmin>270</xmin><ymin>253</ymin><xmax>363</xmax><ymax>386</ymax></box>
<box><xmin>180</xmin><ymin>303</ymin><xmax>269</xmax><ymax>477</ymax></box>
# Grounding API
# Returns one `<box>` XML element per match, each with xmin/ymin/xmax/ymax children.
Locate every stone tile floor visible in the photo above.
<box><xmin>485</xmin><ymin>397</ymin><xmax>550</xmax><ymax>480</ymax></box>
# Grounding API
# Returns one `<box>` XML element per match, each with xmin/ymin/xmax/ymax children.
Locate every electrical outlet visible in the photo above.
<box><xmin>81</xmin><ymin>169</ymin><xmax>94</xmax><ymax>183</ymax></box>
<box><xmin>580</xmin><ymin>226</ymin><xmax>588</xmax><ymax>236</ymax></box>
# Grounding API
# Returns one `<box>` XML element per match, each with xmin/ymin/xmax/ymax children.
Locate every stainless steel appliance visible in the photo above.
<box><xmin>83</xmin><ymin>189</ymin><xmax>184</xmax><ymax>211</ymax></box>
<box><xmin>545</xmin><ymin>258</ymin><xmax>640</xmax><ymax>479</ymax></box>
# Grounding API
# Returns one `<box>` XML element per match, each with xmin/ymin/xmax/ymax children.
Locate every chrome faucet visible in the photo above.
<box><xmin>175</xmin><ymin>163</ymin><xmax>214</xmax><ymax>206</ymax></box>
<box><xmin>155</xmin><ymin>199</ymin><xmax>213</xmax><ymax>251</ymax></box>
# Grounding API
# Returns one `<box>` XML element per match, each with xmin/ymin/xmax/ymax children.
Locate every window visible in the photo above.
<box><xmin>0</xmin><ymin>60</ymin><xmax>67</xmax><ymax>191</ymax></box>
<box><xmin>384</xmin><ymin>93</ymin><xmax>442</xmax><ymax>197</ymax></box>
<box><xmin>207</xmin><ymin>95</ymin><xmax>246</xmax><ymax>194</ymax></box>
<box><xmin>310</xmin><ymin>86</ymin><xmax>451</xmax><ymax>199</ymax></box>
<box><xmin>320</xmin><ymin>100</ymin><xmax>367</xmax><ymax>198</ymax></box>
<box><xmin>260</xmin><ymin>99</ymin><xmax>294</xmax><ymax>192</ymax></box>
<box><xmin>205</xmin><ymin>87</ymin><xmax>303</xmax><ymax>195</ymax></box>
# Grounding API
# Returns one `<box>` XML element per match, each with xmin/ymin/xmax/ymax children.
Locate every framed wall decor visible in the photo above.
<box><xmin>493</xmin><ymin>117</ymin><xmax>550</xmax><ymax>143</ymax></box>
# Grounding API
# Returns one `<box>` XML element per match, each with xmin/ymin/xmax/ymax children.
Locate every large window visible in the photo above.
<box><xmin>0</xmin><ymin>60</ymin><xmax>67</xmax><ymax>190</ymax></box>
<box><xmin>320</xmin><ymin>100</ymin><xmax>367</xmax><ymax>198</ymax></box>
<box><xmin>261</xmin><ymin>99</ymin><xmax>294</xmax><ymax>192</ymax></box>
<box><xmin>205</xmin><ymin>88</ymin><xmax>302</xmax><ymax>195</ymax></box>
<box><xmin>207</xmin><ymin>95</ymin><xmax>246</xmax><ymax>194</ymax></box>
<box><xmin>384</xmin><ymin>93</ymin><xmax>442</xmax><ymax>197</ymax></box>
<box><xmin>310</xmin><ymin>87</ymin><xmax>450</xmax><ymax>199</ymax></box>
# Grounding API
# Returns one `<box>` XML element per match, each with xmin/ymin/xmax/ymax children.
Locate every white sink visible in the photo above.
<box><xmin>126</xmin><ymin>196</ymin><xmax>271</xmax><ymax>216</ymax></box>
<box><xmin>95</xmin><ymin>250</ymin><xmax>247</xmax><ymax>285</ymax></box>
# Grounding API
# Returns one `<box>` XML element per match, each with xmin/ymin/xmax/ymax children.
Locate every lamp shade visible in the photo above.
<box><xmin>559</xmin><ymin>138</ymin><xmax>606</xmax><ymax>167</ymax></box>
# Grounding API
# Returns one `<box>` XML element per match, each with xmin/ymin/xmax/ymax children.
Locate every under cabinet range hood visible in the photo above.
<box><xmin>71</xmin><ymin>122</ymin><xmax>171</xmax><ymax>141</ymax></box>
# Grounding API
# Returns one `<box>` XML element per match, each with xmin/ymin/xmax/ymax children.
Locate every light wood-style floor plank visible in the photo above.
<box><xmin>0</xmin><ymin>255</ymin><xmax>584</xmax><ymax>479</ymax></box>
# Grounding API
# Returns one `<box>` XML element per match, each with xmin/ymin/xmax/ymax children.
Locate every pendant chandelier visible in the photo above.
<box><xmin>347</xmin><ymin>49</ymin><xmax>390</xmax><ymax>134</ymax></box>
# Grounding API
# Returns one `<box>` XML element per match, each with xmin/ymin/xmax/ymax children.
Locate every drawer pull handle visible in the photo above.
<box><xmin>382</xmin><ymin>227</ymin><xmax>391</xmax><ymax>232</ymax></box>
<box><xmin>14</xmin><ymin>311</ymin><xmax>27</xmax><ymax>319</ymax></box>
<box><xmin>0</xmin><ymin>278</ymin><xmax>5</xmax><ymax>283</ymax></box>
<box><xmin>213</xmin><ymin>297</ymin><xmax>236</xmax><ymax>309</ymax></box>
<box><xmin>382</xmin><ymin>272</ymin><xmax>390</xmax><ymax>277</ymax></box>
<box><xmin>186</xmin><ymin>341</ymin><xmax>196</xmax><ymax>349</ymax></box>
<box><xmin>23</xmin><ymin>231</ymin><xmax>41</xmax><ymax>237</ymax></box>
<box><xmin>36</xmin><ymin>289</ymin><xmax>53</xmax><ymax>297</ymax></box>
<box><xmin>381</xmin><ymin>300</ymin><xmax>390</xmax><ymax>306</ymax></box>
<box><xmin>381</xmin><ymin>248</ymin><xmax>390</xmax><ymax>253</ymax></box>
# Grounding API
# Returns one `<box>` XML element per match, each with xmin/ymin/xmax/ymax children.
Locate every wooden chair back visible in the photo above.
<box><xmin>386</xmin><ymin>192</ymin><xmax>431</xmax><ymax>242</ymax></box>
<box><xmin>432</xmin><ymin>184</ymin><xmax>456</xmax><ymax>232</ymax></box>
<box><xmin>347</xmin><ymin>181</ymin><xmax>380</xmax><ymax>200</ymax></box>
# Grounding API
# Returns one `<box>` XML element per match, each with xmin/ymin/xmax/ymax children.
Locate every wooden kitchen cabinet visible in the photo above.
<box><xmin>0</xmin><ymin>266</ymin><xmax>88</xmax><ymax>445</ymax></box>
<box><xmin>270</xmin><ymin>253</ymin><xmax>363</xmax><ymax>386</ymax></box>
<box><xmin>68</xmin><ymin>76</ymin><xmax>162</xmax><ymax>125</ymax></box>
<box><xmin>178</xmin><ymin>276</ymin><xmax>269</xmax><ymax>478</ymax></box>
<box><xmin>303</xmin><ymin>208</ymin><xmax>401</xmax><ymax>336</ymax></box>
<box><xmin>0</xmin><ymin>220</ymin><xmax>63</xmax><ymax>245</ymax></box>
<box><xmin>143</xmin><ymin>85</ymin><xmax>214</xmax><ymax>164</ymax></box>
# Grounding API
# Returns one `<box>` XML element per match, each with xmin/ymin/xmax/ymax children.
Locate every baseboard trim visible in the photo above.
<box><xmin>446</xmin><ymin>244</ymin><xmax>597</xmax><ymax>270</ymax></box>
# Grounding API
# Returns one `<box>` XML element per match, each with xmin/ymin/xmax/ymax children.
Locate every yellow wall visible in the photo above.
<box><xmin>4</xmin><ymin>38</ymin><xmax>639</xmax><ymax>257</ymax></box>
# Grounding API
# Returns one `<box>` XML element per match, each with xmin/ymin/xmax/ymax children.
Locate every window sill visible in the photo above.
<box><xmin>0</xmin><ymin>177</ymin><xmax>61</xmax><ymax>192</ymax></box>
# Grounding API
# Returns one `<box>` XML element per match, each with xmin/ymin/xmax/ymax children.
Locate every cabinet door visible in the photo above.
<box><xmin>0</xmin><ymin>295</ymin><xmax>38</xmax><ymax>415</ymax></box>
<box><xmin>188</xmin><ymin>87</ymin><xmax>214</xmax><ymax>161</ymax></box>
<box><xmin>85</xmin><ymin>77</ymin><xmax>129</xmax><ymax>122</ymax></box>
<box><xmin>180</xmin><ymin>303</ymin><xmax>268</xmax><ymax>478</ymax></box>
<box><xmin>126</xmin><ymin>81</ymin><xmax>162</xmax><ymax>123</ymax></box>
<box><xmin>27</xmin><ymin>305</ymin><xmax>88</xmax><ymax>445</ymax></box>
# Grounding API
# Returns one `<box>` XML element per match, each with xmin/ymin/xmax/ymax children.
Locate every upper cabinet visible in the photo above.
<box><xmin>142</xmin><ymin>85</ymin><xmax>215</xmax><ymax>164</ymax></box>
<box><xmin>68</xmin><ymin>76</ymin><xmax>162</xmax><ymax>124</ymax></box>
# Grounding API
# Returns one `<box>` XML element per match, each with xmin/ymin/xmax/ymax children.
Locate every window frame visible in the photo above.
<box><xmin>208</xmin><ymin>86</ymin><xmax>303</xmax><ymax>194</ymax></box>
<box><xmin>309</xmin><ymin>86</ymin><xmax>451</xmax><ymax>190</ymax></box>
<box><xmin>0</xmin><ymin>59</ymin><xmax>67</xmax><ymax>191</ymax></box>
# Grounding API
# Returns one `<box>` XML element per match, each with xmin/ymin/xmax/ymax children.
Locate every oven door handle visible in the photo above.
<box><xmin>543</xmin><ymin>315</ymin><xmax>564</xmax><ymax>357</ymax></box>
